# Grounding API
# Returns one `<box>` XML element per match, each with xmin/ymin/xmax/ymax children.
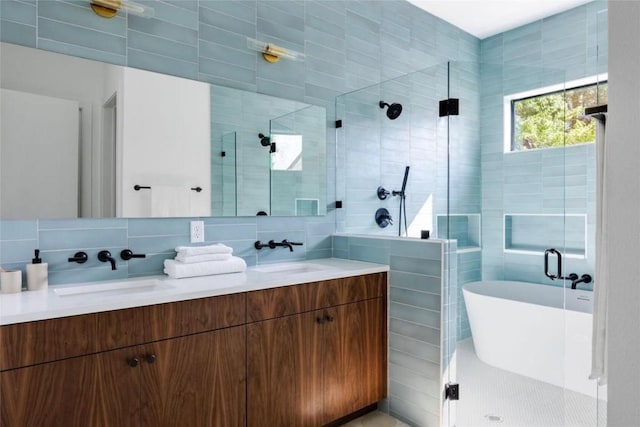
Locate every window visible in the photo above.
<box><xmin>509</xmin><ymin>81</ymin><xmax>607</xmax><ymax>151</ymax></box>
<box><xmin>270</xmin><ymin>134</ymin><xmax>302</xmax><ymax>171</ymax></box>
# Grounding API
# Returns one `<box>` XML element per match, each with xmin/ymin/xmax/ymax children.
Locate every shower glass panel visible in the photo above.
<box><xmin>335</xmin><ymin>63</ymin><xmax>449</xmax><ymax>239</ymax></box>
<box><xmin>218</xmin><ymin>132</ymin><xmax>237</xmax><ymax>216</ymax></box>
<box><xmin>448</xmin><ymin>59</ymin><xmax>603</xmax><ymax>426</ymax></box>
<box><xmin>269</xmin><ymin>105</ymin><xmax>326</xmax><ymax>216</ymax></box>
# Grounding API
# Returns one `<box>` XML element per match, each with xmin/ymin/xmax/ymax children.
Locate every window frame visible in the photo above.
<box><xmin>503</xmin><ymin>74</ymin><xmax>608</xmax><ymax>153</ymax></box>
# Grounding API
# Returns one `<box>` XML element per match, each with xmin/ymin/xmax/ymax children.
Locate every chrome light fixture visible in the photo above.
<box><xmin>90</xmin><ymin>0</ymin><xmax>154</xmax><ymax>18</ymax></box>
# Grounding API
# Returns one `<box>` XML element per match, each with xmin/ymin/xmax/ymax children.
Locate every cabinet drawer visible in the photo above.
<box><xmin>143</xmin><ymin>293</ymin><xmax>246</xmax><ymax>342</ymax></box>
<box><xmin>247</xmin><ymin>272</ymin><xmax>386</xmax><ymax>322</ymax></box>
<box><xmin>0</xmin><ymin>307</ymin><xmax>143</xmax><ymax>371</ymax></box>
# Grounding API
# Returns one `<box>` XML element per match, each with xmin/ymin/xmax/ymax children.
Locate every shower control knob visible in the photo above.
<box><xmin>377</xmin><ymin>186</ymin><xmax>390</xmax><ymax>200</ymax></box>
<box><xmin>375</xmin><ymin>208</ymin><xmax>393</xmax><ymax>228</ymax></box>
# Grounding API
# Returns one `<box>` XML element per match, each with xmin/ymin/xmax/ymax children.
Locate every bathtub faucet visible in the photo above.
<box><xmin>570</xmin><ymin>273</ymin><xmax>592</xmax><ymax>289</ymax></box>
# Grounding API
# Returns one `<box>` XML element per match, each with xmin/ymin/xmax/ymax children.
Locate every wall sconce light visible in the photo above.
<box><xmin>90</xmin><ymin>0</ymin><xmax>154</xmax><ymax>18</ymax></box>
<box><xmin>247</xmin><ymin>37</ymin><xmax>304</xmax><ymax>63</ymax></box>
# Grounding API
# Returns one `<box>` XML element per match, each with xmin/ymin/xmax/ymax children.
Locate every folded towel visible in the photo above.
<box><xmin>163</xmin><ymin>256</ymin><xmax>246</xmax><ymax>279</ymax></box>
<box><xmin>175</xmin><ymin>253</ymin><xmax>233</xmax><ymax>263</ymax></box>
<box><xmin>175</xmin><ymin>243</ymin><xmax>233</xmax><ymax>256</ymax></box>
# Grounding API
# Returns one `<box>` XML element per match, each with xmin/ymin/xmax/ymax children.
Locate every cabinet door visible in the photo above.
<box><xmin>141</xmin><ymin>326</ymin><xmax>246</xmax><ymax>427</ymax></box>
<box><xmin>247</xmin><ymin>312</ymin><xmax>323</xmax><ymax>427</ymax></box>
<box><xmin>0</xmin><ymin>346</ymin><xmax>140</xmax><ymax>426</ymax></box>
<box><xmin>322</xmin><ymin>298</ymin><xmax>386</xmax><ymax>424</ymax></box>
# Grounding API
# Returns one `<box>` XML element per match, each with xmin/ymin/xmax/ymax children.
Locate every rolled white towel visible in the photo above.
<box><xmin>175</xmin><ymin>253</ymin><xmax>232</xmax><ymax>263</ymax></box>
<box><xmin>175</xmin><ymin>243</ymin><xmax>233</xmax><ymax>256</ymax></box>
<box><xmin>163</xmin><ymin>256</ymin><xmax>246</xmax><ymax>279</ymax></box>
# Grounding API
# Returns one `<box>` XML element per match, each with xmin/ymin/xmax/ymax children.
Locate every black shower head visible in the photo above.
<box><xmin>258</xmin><ymin>133</ymin><xmax>271</xmax><ymax>147</ymax></box>
<box><xmin>379</xmin><ymin>101</ymin><xmax>403</xmax><ymax>120</ymax></box>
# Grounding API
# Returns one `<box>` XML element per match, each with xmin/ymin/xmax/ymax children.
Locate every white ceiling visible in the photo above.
<box><xmin>407</xmin><ymin>0</ymin><xmax>593</xmax><ymax>39</ymax></box>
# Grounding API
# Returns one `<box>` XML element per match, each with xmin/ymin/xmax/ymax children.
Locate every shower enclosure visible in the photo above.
<box><xmin>336</xmin><ymin>57</ymin><xmax>607</xmax><ymax>425</ymax></box>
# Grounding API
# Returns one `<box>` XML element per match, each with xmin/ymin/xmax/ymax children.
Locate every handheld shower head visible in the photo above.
<box><xmin>379</xmin><ymin>101</ymin><xmax>403</xmax><ymax>120</ymax></box>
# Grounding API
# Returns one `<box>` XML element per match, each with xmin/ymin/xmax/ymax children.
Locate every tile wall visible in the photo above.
<box><xmin>0</xmin><ymin>0</ymin><xmax>480</xmax><ymax>285</ymax></box>
<box><xmin>479</xmin><ymin>1</ymin><xmax>607</xmax><ymax>286</ymax></box>
<box><xmin>334</xmin><ymin>234</ymin><xmax>456</xmax><ymax>427</ymax></box>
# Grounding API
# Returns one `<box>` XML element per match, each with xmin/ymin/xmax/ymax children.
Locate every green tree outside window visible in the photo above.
<box><xmin>512</xmin><ymin>82</ymin><xmax>607</xmax><ymax>151</ymax></box>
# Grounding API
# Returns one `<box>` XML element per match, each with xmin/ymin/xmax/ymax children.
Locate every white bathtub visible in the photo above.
<box><xmin>463</xmin><ymin>280</ymin><xmax>604</xmax><ymax>398</ymax></box>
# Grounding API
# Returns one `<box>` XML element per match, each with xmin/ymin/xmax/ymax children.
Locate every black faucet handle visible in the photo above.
<box><xmin>120</xmin><ymin>249</ymin><xmax>146</xmax><ymax>261</ymax></box>
<box><xmin>268</xmin><ymin>240</ymin><xmax>278</xmax><ymax>249</ymax></box>
<box><xmin>68</xmin><ymin>251</ymin><xmax>88</xmax><ymax>264</ymax></box>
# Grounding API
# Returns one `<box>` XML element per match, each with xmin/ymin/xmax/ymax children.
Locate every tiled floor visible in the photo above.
<box><xmin>455</xmin><ymin>338</ymin><xmax>607</xmax><ymax>427</ymax></box>
<box><xmin>344</xmin><ymin>411</ymin><xmax>411</xmax><ymax>427</ymax></box>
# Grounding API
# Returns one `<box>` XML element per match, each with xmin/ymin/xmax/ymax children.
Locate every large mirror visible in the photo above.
<box><xmin>0</xmin><ymin>42</ymin><xmax>326</xmax><ymax>219</ymax></box>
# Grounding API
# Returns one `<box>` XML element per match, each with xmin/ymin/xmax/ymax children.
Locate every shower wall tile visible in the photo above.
<box><xmin>479</xmin><ymin>0</ymin><xmax>606</xmax><ymax>286</ymax></box>
<box><xmin>333</xmin><ymin>234</ymin><xmax>451</xmax><ymax>425</ymax></box>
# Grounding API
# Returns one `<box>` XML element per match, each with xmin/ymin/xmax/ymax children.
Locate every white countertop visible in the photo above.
<box><xmin>0</xmin><ymin>258</ymin><xmax>388</xmax><ymax>325</ymax></box>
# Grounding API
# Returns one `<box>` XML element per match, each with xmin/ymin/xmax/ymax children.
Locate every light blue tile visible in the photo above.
<box><xmin>128</xmin><ymin>47</ymin><xmax>198</xmax><ymax>79</ymax></box>
<box><xmin>257</xmin><ymin>216</ymin><xmax>306</xmax><ymax>232</ymax></box>
<box><xmin>0</xmin><ymin>19</ymin><xmax>36</xmax><ymax>46</ymax></box>
<box><xmin>40</xmin><ymin>229</ymin><xmax>127</xmax><ymax>251</ymax></box>
<box><xmin>389</xmin><ymin>350</ymin><xmax>439</xmax><ymax>379</ymax></box>
<box><xmin>126</xmin><ymin>235</ymin><xmax>190</xmax><ymax>254</ymax></box>
<box><xmin>39</xmin><ymin>219</ymin><xmax>126</xmax><ymax>230</ymax></box>
<box><xmin>199</xmin><ymin>0</ymin><xmax>255</xmax><ymax>24</ymax></box>
<box><xmin>390</xmin><ymin>302</ymin><xmax>440</xmax><ymax>329</ymax></box>
<box><xmin>390</xmin><ymin>255</ymin><xmax>441</xmax><ymax>276</ymax></box>
<box><xmin>126</xmin><ymin>253</ymin><xmax>168</xmax><ymax>275</ymax></box>
<box><xmin>141</xmin><ymin>0</ymin><xmax>197</xmax><ymax>29</ymax></box>
<box><xmin>0</xmin><ymin>220</ymin><xmax>38</xmax><ymax>240</ymax></box>
<box><xmin>199</xmin><ymin>56</ymin><xmax>256</xmax><ymax>84</ymax></box>
<box><xmin>38</xmin><ymin>0</ymin><xmax>125</xmax><ymax>35</ymax></box>
<box><xmin>199</xmin><ymin>22</ymin><xmax>248</xmax><ymax>53</ymax></box>
<box><xmin>388</xmin><ymin>240</ymin><xmax>442</xmax><ymax>260</ymax></box>
<box><xmin>128</xmin><ymin>29</ymin><xmax>197</xmax><ymax>62</ymax></box>
<box><xmin>36</xmin><ymin>38</ymin><xmax>126</xmax><ymax>65</ymax></box>
<box><xmin>390</xmin><ymin>287</ymin><xmax>440</xmax><ymax>312</ymax></box>
<box><xmin>348</xmin><ymin>243</ymin><xmax>389</xmax><ymax>265</ymax></box>
<box><xmin>390</xmin><ymin>271</ymin><xmax>441</xmax><ymax>295</ymax></box>
<box><xmin>1</xmin><ymin>0</ymin><xmax>36</xmax><ymax>26</ymax></box>
<box><xmin>389</xmin><ymin>361</ymin><xmax>440</xmax><ymax>397</ymax></box>
<box><xmin>204</xmin><ymin>223</ymin><xmax>256</xmax><ymax>241</ymax></box>
<box><xmin>38</xmin><ymin>17</ymin><xmax>126</xmax><ymax>55</ymax></box>
<box><xmin>1</xmin><ymin>239</ymin><xmax>38</xmax><ymax>263</ymax></box>
<box><xmin>127</xmin><ymin>218</ymin><xmax>189</xmax><ymax>237</ymax></box>
<box><xmin>199</xmin><ymin>5</ymin><xmax>256</xmax><ymax>37</ymax></box>
<box><xmin>198</xmin><ymin>38</ymin><xmax>255</xmax><ymax>68</ymax></box>
<box><xmin>128</xmin><ymin>14</ymin><xmax>197</xmax><ymax>45</ymax></box>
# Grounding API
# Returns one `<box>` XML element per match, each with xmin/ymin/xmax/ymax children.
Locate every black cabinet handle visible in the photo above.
<box><xmin>316</xmin><ymin>316</ymin><xmax>325</xmax><ymax>324</ymax></box>
<box><xmin>120</xmin><ymin>249</ymin><xmax>146</xmax><ymax>261</ymax></box>
<box><xmin>67</xmin><ymin>251</ymin><xmax>88</xmax><ymax>264</ymax></box>
<box><xmin>325</xmin><ymin>315</ymin><xmax>334</xmax><ymax>322</ymax></box>
<box><xmin>128</xmin><ymin>357</ymin><xmax>139</xmax><ymax>368</ymax></box>
<box><xmin>145</xmin><ymin>354</ymin><xmax>156</xmax><ymax>364</ymax></box>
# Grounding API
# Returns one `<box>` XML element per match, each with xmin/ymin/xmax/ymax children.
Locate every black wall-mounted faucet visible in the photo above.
<box><xmin>571</xmin><ymin>274</ymin><xmax>592</xmax><ymax>289</ymax></box>
<box><xmin>98</xmin><ymin>250</ymin><xmax>117</xmax><ymax>270</ymax></box>
<box><xmin>254</xmin><ymin>239</ymin><xmax>304</xmax><ymax>252</ymax></box>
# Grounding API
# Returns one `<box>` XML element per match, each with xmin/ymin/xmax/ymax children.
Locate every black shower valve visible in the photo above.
<box><xmin>377</xmin><ymin>186</ymin><xmax>391</xmax><ymax>200</ymax></box>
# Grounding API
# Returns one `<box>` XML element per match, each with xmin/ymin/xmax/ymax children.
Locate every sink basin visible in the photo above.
<box><xmin>252</xmin><ymin>262</ymin><xmax>326</xmax><ymax>275</ymax></box>
<box><xmin>54</xmin><ymin>279</ymin><xmax>172</xmax><ymax>297</ymax></box>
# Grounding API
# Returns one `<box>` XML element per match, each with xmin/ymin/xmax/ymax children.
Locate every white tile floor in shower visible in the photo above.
<box><xmin>455</xmin><ymin>338</ymin><xmax>607</xmax><ymax>427</ymax></box>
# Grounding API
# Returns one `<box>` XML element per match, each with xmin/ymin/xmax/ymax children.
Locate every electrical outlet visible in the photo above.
<box><xmin>190</xmin><ymin>221</ymin><xmax>205</xmax><ymax>243</ymax></box>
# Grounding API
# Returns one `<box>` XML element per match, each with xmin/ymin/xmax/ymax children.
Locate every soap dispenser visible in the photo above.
<box><xmin>26</xmin><ymin>249</ymin><xmax>48</xmax><ymax>291</ymax></box>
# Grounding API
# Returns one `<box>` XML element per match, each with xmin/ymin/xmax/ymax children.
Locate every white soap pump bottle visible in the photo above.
<box><xmin>26</xmin><ymin>249</ymin><xmax>48</xmax><ymax>291</ymax></box>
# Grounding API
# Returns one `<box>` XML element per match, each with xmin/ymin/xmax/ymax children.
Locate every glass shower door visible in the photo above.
<box><xmin>447</xmin><ymin>58</ymin><xmax>604</xmax><ymax>426</ymax></box>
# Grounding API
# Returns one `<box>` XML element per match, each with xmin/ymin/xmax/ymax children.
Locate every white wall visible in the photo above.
<box><xmin>119</xmin><ymin>67</ymin><xmax>211</xmax><ymax>217</ymax></box>
<box><xmin>606</xmin><ymin>1</ymin><xmax>640</xmax><ymax>424</ymax></box>
<box><xmin>0</xmin><ymin>42</ymin><xmax>107</xmax><ymax>217</ymax></box>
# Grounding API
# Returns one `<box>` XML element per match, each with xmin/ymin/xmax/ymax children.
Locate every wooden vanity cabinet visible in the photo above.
<box><xmin>0</xmin><ymin>294</ymin><xmax>246</xmax><ymax>427</ymax></box>
<box><xmin>247</xmin><ymin>272</ymin><xmax>387</xmax><ymax>426</ymax></box>
<box><xmin>0</xmin><ymin>272</ymin><xmax>387</xmax><ymax>427</ymax></box>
